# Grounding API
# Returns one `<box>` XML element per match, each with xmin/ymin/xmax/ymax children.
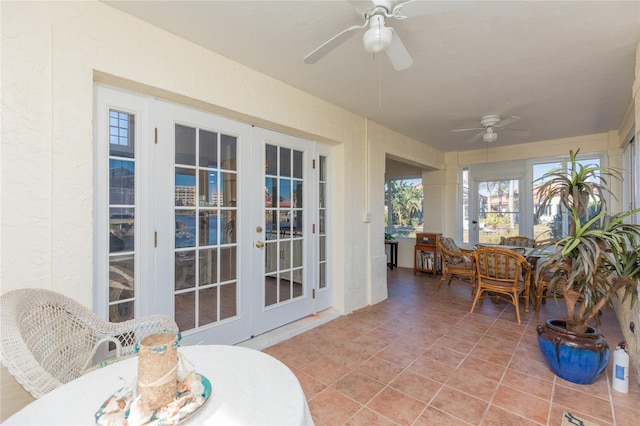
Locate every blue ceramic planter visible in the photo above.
<box><xmin>536</xmin><ymin>319</ymin><xmax>610</xmax><ymax>384</ymax></box>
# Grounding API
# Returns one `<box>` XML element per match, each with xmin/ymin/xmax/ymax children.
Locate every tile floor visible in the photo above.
<box><xmin>263</xmin><ymin>267</ymin><xmax>640</xmax><ymax>425</ymax></box>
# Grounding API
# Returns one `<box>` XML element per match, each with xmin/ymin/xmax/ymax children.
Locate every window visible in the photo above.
<box><xmin>385</xmin><ymin>178</ymin><xmax>423</xmax><ymax>238</ymax></box>
<box><xmin>532</xmin><ymin>155</ymin><xmax>602</xmax><ymax>240</ymax></box>
<box><xmin>462</xmin><ymin>169</ymin><xmax>469</xmax><ymax>243</ymax></box>
<box><xmin>461</xmin><ymin>153</ymin><xmax>605</xmax><ymax>245</ymax></box>
<box><xmin>532</xmin><ymin>161</ymin><xmax>562</xmax><ymax>240</ymax></box>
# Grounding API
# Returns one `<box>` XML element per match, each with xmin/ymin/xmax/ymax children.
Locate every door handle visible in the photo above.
<box><xmin>255</xmin><ymin>241</ymin><xmax>265</xmax><ymax>248</ymax></box>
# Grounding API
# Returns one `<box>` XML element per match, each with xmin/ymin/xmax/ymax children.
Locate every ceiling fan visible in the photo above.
<box><xmin>303</xmin><ymin>0</ymin><xmax>438</xmax><ymax>71</ymax></box>
<box><xmin>451</xmin><ymin>115</ymin><xmax>528</xmax><ymax>144</ymax></box>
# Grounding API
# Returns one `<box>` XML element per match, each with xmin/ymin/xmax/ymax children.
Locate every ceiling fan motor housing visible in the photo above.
<box><xmin>480</xmin><ymin>114</ymin><xmax>502</xmax><ymax>128</ymax></box>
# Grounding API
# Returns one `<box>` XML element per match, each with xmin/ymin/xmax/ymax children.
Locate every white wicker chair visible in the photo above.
<box><xmin>0</xmin><ymin>288</ymin><xmax>178</xmax><ymax>398</ymax></box>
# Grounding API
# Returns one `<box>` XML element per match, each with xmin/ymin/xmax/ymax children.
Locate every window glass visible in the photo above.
<box><xmin>108</xmin><ymin>109</ymin><xmax>135</xmax><ymax>322</ymax></box>
<box><xmin>462</xmin><ymin>169</ymin><xmax>469</xmax><ymax>243</ymax></box>
<box><xmin>477</xmin><ymin>179</ymin><xmax>520</xmax><ymax>244</ymax></box>
<box><xmin>384</xmin><ymin>178</ymin><xmax>423</xmax><ymax>238</ymax></box>
<box><xmin>533</xmin><ymin>157</ymin><xmax>601</xmax><ymax>240</ymax></box>
<box><xmin>533</xmin><ymin>161</ymin><xmax>562</xmax><ymax>240</ymax></box>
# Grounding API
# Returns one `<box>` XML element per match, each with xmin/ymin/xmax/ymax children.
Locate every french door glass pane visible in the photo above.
<box><xmin>174</xmin><ymin>124</ymin><xmax>239</xmax><ymax>332</ymax></box>
<box><xmin>478</xmin><ymin>179</ymin><xmax>520</xmax><ymax>244</ymax></box>
<box><xmin>264</xmin><ymin>145</ymin><xmax>304</xmax><ymax>307</ymax></box>
<box><xmin>108</xmin><ymin>109</ymin><xmax>136</xmax><ymax>322</ymax></box>
<box><xmin>175</xmin><ymin>124</ymin><xmax>196</xmax><ymax>165</ymax></box>
<box><xmin>318</xmin><ymin>156</ymin><xmax>328</xmax><ymax>288</ymax></box>
<box><xmin>109</xmin><ymin>255</ymin><xmax>134</xmax><ymax>322</ymax></box>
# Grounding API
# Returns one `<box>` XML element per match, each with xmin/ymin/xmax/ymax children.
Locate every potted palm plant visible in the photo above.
<box><xmin>534</xmin><ymin>149</ymin><xmax>640</xmax><ymax>384</ymax></box>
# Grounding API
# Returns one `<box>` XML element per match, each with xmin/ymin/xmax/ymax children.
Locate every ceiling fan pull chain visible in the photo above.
<box><xmin>378</xmin><ymin>55</ymin><xmax>383</xmax><ymax>109</ymax></box>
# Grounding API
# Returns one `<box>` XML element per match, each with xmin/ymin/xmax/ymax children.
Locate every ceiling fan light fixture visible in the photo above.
<box><xmin>363</xmin><ymin>15</ymin><xmax>392</xmax><ymax>53</ymax></box>
<box><xmin>483</xmin><ymin>131</ymin><xmax>498</xmax><ymax>143</ymax></box>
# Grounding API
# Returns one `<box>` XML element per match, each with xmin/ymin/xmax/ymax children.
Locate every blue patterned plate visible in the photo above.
<box><xmin>95</xmin><ymin>373</ymin><xmax>211</xmax><ymax>425</ymax></box>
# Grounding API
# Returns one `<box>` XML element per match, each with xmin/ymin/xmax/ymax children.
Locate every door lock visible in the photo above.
<box><xmin>255</xmin><ymin>241</ymin><xmax>265</xmax><ymax>248</ymax></box>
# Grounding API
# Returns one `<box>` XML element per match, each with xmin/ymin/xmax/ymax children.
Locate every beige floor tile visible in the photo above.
<box><xmin>430</xmin><ymin>385</ymin><xmax>490</xmax><ymax>425</ymax></box>
<box><xmin>367</xmin><ymin>387</ymin><xmax>426</xmax><ymax>426</ymax></box>
<box><xmin>446</xmin><ymin>369</ymin><xmax>499</xmax><ymax>402</ymax></box>
<box><xmin>389</xmin><ymin>370</ymin><xmax>442</xmax><ymax>403</ymax></box>
<box><xmin>414</xmin><ymin>406</ymin><xmax>473</xmax><ymax>425</ymax></box>
<box><xmin>308</xmin><ymin>388</ymin><xmax>362</xmax><ymax>425</ymax></box>
<box><xmin>374</xmin><ymin>345</ymin><xmax>422</xmax><ymax>369</ymax></box>
<box><xmin>482</xmin><ymin>405</ymin><xmax>543</xmax><ymax>425</ymax></box>
<box><xmin>491</xmin><ymin>383</ymin><xmax>551</xmax><ymax>424</ymax></box>
<box><xmin>302</xmin><ymin>356</ymin><xmax>352</xmax><ymax>385</ymax></box>
<box><xmin>457</xmin><ymin>355</ymin><xmax>508</xmax><ymax>382</ymax></box>
<box><xmin>345</xmin><ymin>407</ymin><xmax>397</xmax><ymax>426</ymax></box>
<box><xmin>333</xmin><ymin>371</ymin><xmax>385</xmax><ymax>405</ymax></box>
<box><xmin>552</xmin><ymin>384</ymin><xmax>614</xmax><ymax>424</ymax></box>
<box><xmin>407</xmin><ymin>354</ymin><xmax>455</xmax><ymax>383</ymax></box>
<box><xmin>501</xmin><ymin>369</ymin><xmax>553</xmax><ymax>400</ymax></box>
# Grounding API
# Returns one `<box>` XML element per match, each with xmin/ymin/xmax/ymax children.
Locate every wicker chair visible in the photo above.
<box><xmin>436</xmin><ymin>236</ymin><xmax>475</xmax><ymax>294</ymax></box>
<box><xmin>534</xmin><ymin>267</ymin><xmax>561</xmax><ymax>312</ymax></box>
<box><xmin>533</xmin><ymin>265</ymin><xmax>601</xmax><ymax>326</ymax></box>
<box><xmin>0</xmin><ymin>288</ymin><xmax>178</xmax><ymax>398</ymax></box>
<box><xmin>500</xmin><ymin>236</ymin><xmax>536</xmax><ymax>248</ymax></box>
<box><xmin>471</xmin><ymin>247</ymin><xmax>532</xmax><ymax>324</ymax></box>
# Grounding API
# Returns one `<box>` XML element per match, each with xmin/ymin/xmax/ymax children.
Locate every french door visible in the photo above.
<box><xmin>155</xmin><ymin>101</ymin><xmax>252</xmax><ymax>345</ymax></box>
<box><xmin>94</xmin><ymin>86</ymin><xmax>331</xmax><ymax>345</ymax></box>
<box><xmin>467</xmin><ymin>161</ymin><xmax>527</xmax><ymax>247</ymax></box>
<box><xmin>250</xmin><ymin>128</ymin><xmax>315</xmax><ymax>335</ymax></box>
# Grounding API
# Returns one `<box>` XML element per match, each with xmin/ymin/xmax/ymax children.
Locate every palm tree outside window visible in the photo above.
<box><xmin>384</xmin><ymin>178</ymin><xmax>424</xmax><ymax>238</ymax></box>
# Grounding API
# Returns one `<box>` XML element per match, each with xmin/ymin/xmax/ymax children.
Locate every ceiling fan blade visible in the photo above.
<box><xmin>385</xmin><ymin>29</ymin><xmax>413</xmax><ymax>70</ymax></box>
<box><xmin>465</xmin><ymin>132</ymin><xmax>485</xmax><ymax>144</ymax></box>
<box><xmin>348</xmin><ymin>0</ymin><xmax>375</xmax><ymax>13</ymax></box>
<box><xmin>494</xmin><ymin>115</ymin><xmax>521</xmax><ymax>128</ymax></box>
<box><xmin>304</xmin><ymin>22</ymin><xmax>367</xmax><ymax>64</ymax></box>
<box><xmin>451</xmin><ymin>127</ymin><xmax>484</xmax><ymax>133</ymax></box>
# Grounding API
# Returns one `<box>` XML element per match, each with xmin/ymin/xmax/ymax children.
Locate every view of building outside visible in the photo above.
<box><xmin>477</xmin><ymin>179</ymin><xmax>521</xmax><ymax>244</ymax></box>
<box><xmin>384</xmin><ymin>178</ymin><xmax>424</xmax><ymax>238</ymax></box>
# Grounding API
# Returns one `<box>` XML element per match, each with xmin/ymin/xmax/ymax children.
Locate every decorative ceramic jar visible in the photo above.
<box><xmin>536</xmin><ymin>319</ymin><xmax>609</xmax><ymax>384</ymax></box>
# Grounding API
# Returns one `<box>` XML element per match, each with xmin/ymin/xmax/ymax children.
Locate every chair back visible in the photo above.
<box><xmin>437</xmin><ymin>236</ymin><xmax>465</xmax><ymax>265</ymax></box>
<box><xmin>0</xmin><ymin>288</ymin><xmax>178</xmax><ymax>397</ymax></box>
<box><xmin>500</xmin><ymin>236</ymin><xmax>535</xmax><ymax>248</ymax></box>
<box><xmin>473</xmin><ymin>247</ymin><xmax>530</xmax><ymax>285</ymax></box>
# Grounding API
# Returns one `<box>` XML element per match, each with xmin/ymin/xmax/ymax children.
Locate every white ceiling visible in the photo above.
<box><xmin>103</xmin><ymin>0</ymin><xmax>640</xmax><ymax>152</ymax></box>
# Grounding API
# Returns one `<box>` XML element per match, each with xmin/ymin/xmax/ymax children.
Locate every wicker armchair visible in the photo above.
<box><xmin>0</xmin><ymin>288</ymin><xmax>178</xmax><ymax>398</ymax></box>
<box><xmin>436</xmin><ymin>236</ymin><xmax>475</xmax><ymax>294</ymax></box>
<box><xmin>471</xmin><ymin>247</ymin><xmax>532</xmax><ymax>324</ymax></box>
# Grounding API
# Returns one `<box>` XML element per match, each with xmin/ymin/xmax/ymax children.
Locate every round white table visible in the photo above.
<box><xmin>5</xmin><ymin>345</ymin><xmax>313</xmax><ymax>425</ymax></box>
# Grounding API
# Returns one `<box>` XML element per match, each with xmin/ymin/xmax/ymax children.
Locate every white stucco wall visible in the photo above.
<box><xmin>0</xmin><ymin>1</ymin><xmax>441</xmax><ymax>313</ymax></box>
